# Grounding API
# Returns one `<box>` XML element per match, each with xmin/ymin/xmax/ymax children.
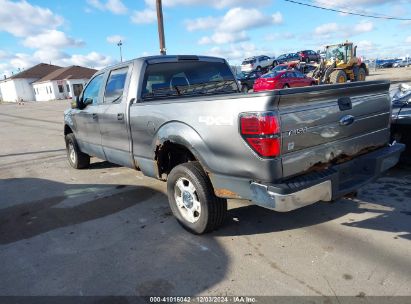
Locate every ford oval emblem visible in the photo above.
<box><xmin>339</xmin><ymin>115</ymin><xmax>355</xmax><ymax>126</ymax></box>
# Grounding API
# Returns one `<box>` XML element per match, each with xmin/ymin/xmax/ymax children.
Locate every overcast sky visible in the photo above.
<box><xmin>1</xmin><ymin>0</ymin><xmax>411</xmax><ymax>76</ymax></box>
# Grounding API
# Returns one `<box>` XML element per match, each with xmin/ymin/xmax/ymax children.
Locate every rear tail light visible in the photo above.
<box><xmin>240</xmin><ymin>112</ymin><xmax>281</xmax><ymax>157</ymax></box>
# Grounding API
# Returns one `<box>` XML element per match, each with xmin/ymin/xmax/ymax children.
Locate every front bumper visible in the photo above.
<box><xmin>250</xmin><ymin>143</ymin><xmax>405</xmax><ymax>212</ymax></box>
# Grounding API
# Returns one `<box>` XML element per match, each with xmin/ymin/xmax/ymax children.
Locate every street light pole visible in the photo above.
<box><xmin>117</xmin><ymin>40</ymin><xmax>123</xmax><ymax>62</ymax></box>
<box><xmin>156</xmin><ymin>0</ymin><xmax>166</xmax><ymax>55</ymax></box>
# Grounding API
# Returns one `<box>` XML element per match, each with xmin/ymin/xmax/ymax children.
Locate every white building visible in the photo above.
<box><xmin>33</xmin><ymin>66</ymin><xmax>96</xmax><ymax>101</ymax></box>
<box><xmin>0</xmin><ymin>63</ymin><xmax>61</xmax><ymax>102</ymax></box>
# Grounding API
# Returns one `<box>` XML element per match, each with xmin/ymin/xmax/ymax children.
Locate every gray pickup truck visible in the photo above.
<box><xmin>64</xmin><ymin>55</ymin><xmax>405</xmax><ymax>234</ymax></box>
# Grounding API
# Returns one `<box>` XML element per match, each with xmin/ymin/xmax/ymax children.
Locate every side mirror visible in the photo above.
<box><xmin>71</xmin><ymin>95</ymin><xmax>86</xmax><ymax>109</ymax></box>
<box><xmin>83</xmin><ymin>98</ymin><xmax>93</xmax><ymax>106</ymax></box>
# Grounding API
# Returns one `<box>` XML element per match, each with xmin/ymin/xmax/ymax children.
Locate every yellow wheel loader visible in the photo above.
<box><xmin>309</xmin><ymin>42</ymin><xmax>368</xmax><ymax>84</ymax></box>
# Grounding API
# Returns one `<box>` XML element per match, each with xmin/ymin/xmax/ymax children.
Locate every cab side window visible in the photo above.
<box><xmin>83</xmin><ymin>74</ymin><xmax>104</xmax><ymax>105</ymax></box>
<box><xmin>104</xmin><ymin>67</ymin><xmax>128</xmax><ymax>103</ymax></box>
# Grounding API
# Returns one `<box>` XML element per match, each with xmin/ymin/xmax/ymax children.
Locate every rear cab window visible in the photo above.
<box><xmin>142</xmin><ymin>60</ymin><xmax>238</xmax><ymax>101</ymax></box>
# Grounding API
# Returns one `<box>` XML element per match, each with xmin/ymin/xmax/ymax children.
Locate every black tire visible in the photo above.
<box><xmin>305</xmin><ymin>58</ymin><xmax>309</xmax><ymax>63</ymax></box>
<box><xmin>357</xmin><ymin>68</ymin><xmax>366</xmax><ymax>81</ymax></box>
<box><xmin>256</xmin><ymin>66</ymin><xmax>261</xmax><ymax>71</ymax></box>
<box><xmin>241</xmin><ymin>84</ymin><xmax>248</xmax><ymax>93</ymax></box>
<box><xmin>167</xmin><ymin>161</ymin><xmax>227</xmax><ymax>234</ymax></box>
<box><xmin>65</xmin><ymin>133</ymin><xmax>90</xmax><ymax>169</ymax></box>
<box><xmin>283</xmin><ymin>84</ymin><xmax>290</xmax><ymax>89</ymax></box>
<box><xmin>329</xmin><ymin>70</ymin><xmax>347</xmax><ymax>84</ymax></box>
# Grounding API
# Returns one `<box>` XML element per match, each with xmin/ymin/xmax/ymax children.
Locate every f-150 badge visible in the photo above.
<box><xmin>287</xmin><ymin>127</ymin><xmax>308</xmax><ymax>136</ymax></box>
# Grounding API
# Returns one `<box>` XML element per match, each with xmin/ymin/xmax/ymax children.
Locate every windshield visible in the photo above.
<box><xmin>142</xmin><ymin>61</ymin><xmax>238</xmax><ymax>101</ymax></box>
<box><xmin>326</xmin><ymin>45</ymin><xmax>345</xmax><ymax>60</ymax></box>
<box><xmin>262</xmin><ymin>71</ymin><xmax>281</xmax><ymax>78</ymax></box>
<box><xmin>272</xmin><ymin>65</ymin><xmax>288</xmax><ymax>72</ymax></box>
<box><xmin>277</xmin><ymin>54</ymin><xmax>286</xmax><ymax>60</ymax></box>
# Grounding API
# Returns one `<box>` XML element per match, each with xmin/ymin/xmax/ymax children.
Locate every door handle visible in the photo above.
<box><xmin>92</xmin><ymin>113</ymin><xmax>98</xmax><ymax>120</ymax></box>
<box><xmin>117</xmin><ymin>113</ymin><xmax>124</xmax><ymax>120</ymax></box>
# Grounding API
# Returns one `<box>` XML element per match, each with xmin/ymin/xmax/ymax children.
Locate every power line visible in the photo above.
<box><xmin>306</xmin><ymin>0</ymin><xmax>392</xmax><ymax>18</ymax></box>
<box><xmin>283</xmin><ymin>0</ymin><xmax>411</xmax><ymax>21</ymax></box>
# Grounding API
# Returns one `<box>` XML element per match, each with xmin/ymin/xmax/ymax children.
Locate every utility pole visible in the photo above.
<box><xmin>156</xmin><ymin>0</ymin><xmax>166</xmax><ymax>55</ymax></box>
<box><xmin>117</xmin><ymin>40</ymin><xmax>123</xmax><ymax>62</ymax></box>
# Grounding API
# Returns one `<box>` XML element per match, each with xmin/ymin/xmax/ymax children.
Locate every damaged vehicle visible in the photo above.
<box><xmin>237</xmin><ymin>71</ymin><xmax>263</xmax><ymax>93</ymax></box>
<box><xmin>64</xmin><ymin>55</ymin><xmax>405</xmax><ymax>234</ymax></box>
<box><xmin>391</xmin><ymin>83</ymin><xmax>411</xmax><ymax>162</ymax></box>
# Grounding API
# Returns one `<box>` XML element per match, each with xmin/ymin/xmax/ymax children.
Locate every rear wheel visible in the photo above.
<box><xmin>357</xmin><ymin>68</ymin><xmax>366</xmax><ymax>81</ymax></box>
<box><xmin>241</xmin><ymin>84</ymin><xmax>249</xmax><ymax>93</ymax></box>
<box><xmin>283</xmin><ymin>84</ymin><xmax>290</xmax><ymax>89</ymax></box>
<box><xmin>330</xmin><ymin>70</ymin><xmax>347</xmax><ymax>84</ymax></box>
<box><xmin>65</xmin><ymin>133</ymin><xmax>90</xmax><ymax>169</ymax></box>
<box><xmin>256</xmin><ymin>66</ymin><xmax>262</xmax><ymax>71</ymax></box>
<box><xmin>167</xmin><ymin>161</ymin><xmax>227</xmax><ymax>234</ymax></box>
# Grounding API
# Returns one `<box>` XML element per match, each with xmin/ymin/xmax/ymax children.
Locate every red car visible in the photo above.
<box><xmin>298</xmin><ymin>50</ymin><xmax>320</xmax><ymax>63</ymax></box>
<box><xmin>253</xmin><ymin>69</ymin><xmax>316</xmax><ymax>92</ymax></box>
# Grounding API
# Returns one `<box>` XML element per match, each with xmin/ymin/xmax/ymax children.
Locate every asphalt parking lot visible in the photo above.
<box><xmin>0</xmin><ymin>88</ymin><xmax>410</xmax><ymax>298</ymax></box>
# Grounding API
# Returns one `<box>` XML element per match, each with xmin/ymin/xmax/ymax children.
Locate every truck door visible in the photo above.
<box><xmin>74</xmin><ymin>73</ymin><xmax>105</xmax><ymax>159</ymax></box>
<box><xmin>98</xmin><ymin>65</ymin><xmax>134</xmax><ymax>168</ymax></box>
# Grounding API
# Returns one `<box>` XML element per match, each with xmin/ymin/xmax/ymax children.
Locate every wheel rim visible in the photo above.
<box><xmin>68</xmin><ymin>142</ymin><xmax>76</xmax><ymax>164</ymax></box>
<box><xmin>174</xmin><ymin>177</ymin><xmax>201</xmax><ymax>223</ymax></box>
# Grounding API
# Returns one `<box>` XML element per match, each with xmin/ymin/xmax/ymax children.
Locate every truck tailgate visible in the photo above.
<box><xmin>278</xmin><ymin>81</ymin><xmax>391</xmax><ymax>178</ymax></box>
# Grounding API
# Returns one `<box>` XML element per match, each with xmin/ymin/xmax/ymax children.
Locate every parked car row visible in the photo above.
<box><xmin>237</xmin><ymin>62</ymin><xmax>317</xmax><ymax>93</ymax></box>
<box><xmin>241</xmin><ymin>50</ymin><xmax>321</xmax><ymax>73</ymax></box>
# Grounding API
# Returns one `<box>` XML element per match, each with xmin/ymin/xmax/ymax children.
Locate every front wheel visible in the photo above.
<box><xmin>241</xmin><ymin>85</ymin><xmax>249</xmax><ymax>93</ymax></box>
<box><xmin>65</xmin><ymin>133</ymin><xmax>90</xmax><ymax>169</ymax></box>
<box><xmin>167</xmin><ymin>162</ymin><xmax>227</xmax><ymax>234</ymax></box>
<box><xmin>330</xmin><ymin>70</ymin><xmax>347</xmax><ymax>84</ymax></box>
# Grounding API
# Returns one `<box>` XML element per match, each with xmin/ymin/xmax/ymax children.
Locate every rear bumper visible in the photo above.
<box><xmin>241</xmin><ymin>66</ymin><xmax>254</xmax><ymax>72</ymax></box>
<box><xmin>249</xmin><ymin>143</ymin><xmax>405</xmax><ymax>212</ymax></box>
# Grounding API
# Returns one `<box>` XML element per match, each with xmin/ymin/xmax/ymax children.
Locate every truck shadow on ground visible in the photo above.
<box><xmin>89</xmin><ymin>160</ymin><xmax>121</xmax><ymax>169</ymax></box>
<box><xmin>0</xmin><ymin>179</ymin><xmax>155</xmax><ymax>245</ymax></box>
<box><xmin>215</xmin><ymin>175</ymin><xmax>411</xmax><ymax>241</ymax></box>
<box><xmin>0</xmin><ymin>178</ymin><xmax>228</xmax><ymax>296</ymax></box>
